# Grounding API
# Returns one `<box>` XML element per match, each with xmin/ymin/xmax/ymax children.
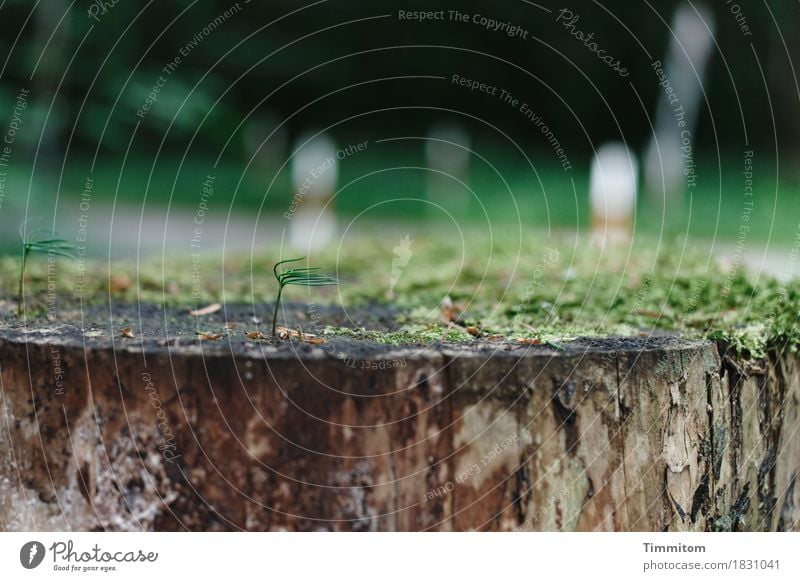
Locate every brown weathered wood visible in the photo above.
<box><xmin>1</xmin><ymin>331</ymin><xmax>798</xmax><ymax>531</ymax></box>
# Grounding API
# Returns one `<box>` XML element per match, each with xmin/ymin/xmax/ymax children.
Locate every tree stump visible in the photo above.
<box><xmin>1</xmin><ymin>310</ymin><xmax>798</xmax><ymax>531</ymax></box>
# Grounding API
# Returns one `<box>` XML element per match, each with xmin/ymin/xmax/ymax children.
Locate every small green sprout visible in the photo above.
<box><xmin>18</xmin><ymin>224</ymin><xmax>76</xmax><ymax>317</ymax></box>
<box><xmin>272</xmin><ymin>257</ymin><xmax>338</xmax><ymax>336</ymax></box>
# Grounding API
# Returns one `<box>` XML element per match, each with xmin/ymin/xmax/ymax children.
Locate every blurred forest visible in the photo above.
<box><xmin>0</xmin><ymin>0</ymin><xmax>798</xmax><ymax>248</ymax></box>
<box><xmin>0</xmin><ymin>0</ymin><xmax>796</xmax><ymax>150</ymax></box>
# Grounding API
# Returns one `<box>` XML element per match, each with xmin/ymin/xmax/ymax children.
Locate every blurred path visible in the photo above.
<box><xmin>715</xmin><ymin>242</ymin><xmax>796</xmax><ymax>283</ymax></box>
<box><xmin>61</xmin><ymin>203</ymin><xmax>283</xmax><ymax>259</ymax></box>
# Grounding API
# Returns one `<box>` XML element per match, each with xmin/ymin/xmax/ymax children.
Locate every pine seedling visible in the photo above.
<box><xmin>18</xmin><ymin>224</ymin><xmax>76</xmax><ymax>317</ymax></box>
<box><xmin>272</xmin><ymin>257</ymin><xmax>338</xmax><ymax>336</ymax></box>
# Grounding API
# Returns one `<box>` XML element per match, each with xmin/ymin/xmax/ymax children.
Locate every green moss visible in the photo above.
<box><xmin>323</xmin><ymin>324</ymin><xmax>473</xmax><ymax>345</ymax></box>
<box><xmin>2</xmin><ymin>228</ymin><xmax>798</xmax><ymax>356</ymax></box>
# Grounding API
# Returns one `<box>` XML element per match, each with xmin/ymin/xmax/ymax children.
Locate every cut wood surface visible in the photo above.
<box><xmin>1</xmin><ymin>321</ymin><xmax>798</xmax><ymax>531</ymax></box>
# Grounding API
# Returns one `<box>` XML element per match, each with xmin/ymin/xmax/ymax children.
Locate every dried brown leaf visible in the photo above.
<box><xmin>275</xmin><ymin>326</ymin><xmax>321</xmax><ymax>343</ymax></box>
<box><xmin>196</xmin><ymin>331</ymin><xmax>224</xmax><ymax>341</ymax></box>
<box><xmin>246</xmin><ymin>331</ymin><xmax>268</xmax><ymax>341</ymax></box>
<box><xmin>189</xmin><ymin>303</ymin><xmax>222</xmax><ymax>316</ymax></box>
<box><xmin>440</xmin><ymin>295</ymin><xmax>459</xmax><ymax>323</ymax></box>
<box><xmin>110</xmin><ymin>274</ymin><xmax>132</xmax><ymax>293</ymax></box>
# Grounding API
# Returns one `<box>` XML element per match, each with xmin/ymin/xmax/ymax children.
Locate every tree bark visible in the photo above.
<box><xmin>1</xmin><ymin>333</ymin><xmax>798</xmax><ymax>531</ymax></box>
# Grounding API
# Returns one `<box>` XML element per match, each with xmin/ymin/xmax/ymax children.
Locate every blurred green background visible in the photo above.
<box><xmin>0</xmin><ymin>0</ymin><xmax>798</xmax><ymax>253</ymax></box>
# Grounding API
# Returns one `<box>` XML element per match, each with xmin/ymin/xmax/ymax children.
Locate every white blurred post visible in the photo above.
<box><xmin>425</xmin><ymin>121</ymin><xmax>471</xmax><ymax>213</ymax></box>
<box><xmin>288</xmin><ymin>133</ymin><xmax>338</xmax><ymax>253</ymax></box>
<box><xmin>644</xmin><ymin>3</ymin><xmax>714</xmax><ymax>204</ymax></box>
<box><xmin>590</xmin><ymin>142</ymin><xmax>638</xmax><ymax>246</ymax></box>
